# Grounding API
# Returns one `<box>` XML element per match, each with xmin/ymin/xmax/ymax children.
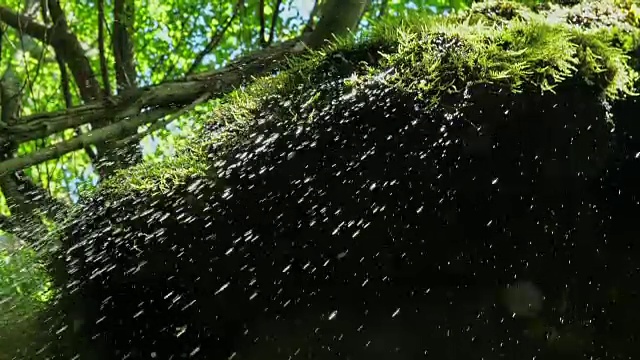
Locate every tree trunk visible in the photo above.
<box><xmin>306</xmin><ymin>0</ymin><xmax>371</xmax><ymax>48</ymax></box>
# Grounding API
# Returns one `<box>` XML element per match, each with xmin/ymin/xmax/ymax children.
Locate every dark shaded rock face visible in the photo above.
<box><xmin>56</xmin><ymin>78</ymin><xmax>631</xmax><ymax>360</ymax></box>
<box><xmin>52</xmin><ymin>7</ymin><xmax>640</xmax><ymax>360</ymax></box>
<box><xmin>596</xmin><ymin>95</ymin><xmax>640</xmax><ymax>355</ymax></box>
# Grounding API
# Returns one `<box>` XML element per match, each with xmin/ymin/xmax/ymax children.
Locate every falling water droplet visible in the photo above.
<box><xmin>392</xmin><ymin>308</ymin><xmax>400</xmax><ymax>318</ymax></box>
<box><xmin>215</xmin><ymin>282</ymin><xmax>229</xmax><ymax>295</ymax></box>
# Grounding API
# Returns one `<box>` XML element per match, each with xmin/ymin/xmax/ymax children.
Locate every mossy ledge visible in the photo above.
<box><xmin>44</xmin><ymin>1</ymin><xmax>640</xmax><ymax>359</ymax></box>
<box><xmin>96</xmin><ymin>0</ymin><xmax>639</xmax><ymax>198</ymax></box>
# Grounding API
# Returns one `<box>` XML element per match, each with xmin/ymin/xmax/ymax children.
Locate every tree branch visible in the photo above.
<box><xmin>55</xmin><ymin>53</ymin><xmax>73</xmax><ymax>107</ymax></box>
<box><xmin>43</xmin><ymin>0</ymin><xmax>102</xmax><ymax>101</ymax></box>
<box><xmin>267</xmin><ymin>0</ymin><xmax>283</xmax><ymax>45</ymax></box>
<box><xmin>42</xmin><ymin>0</ymin><xmax>100</xmax><ymax>164</ymax></box>
<box><xmin>305</xmin><ymin>0</ymin><xmax>370</xmax><ymax>48</ymax></box>
<box><xmin>54</xmin><ymin>49</ymin><xmax>100</xmax><ymax>163</ymax></box>
<box><xmin>0</xmin><ymin>68</ymin><xmax>21</xmax><ymax>126</ymax></box>
<box><xmin>0</xmin><ymin>106</ymin><xmax>174</xmax><ymax>176</ymax></box>
<box><xmin>100</xmin><ymin>0</ymin><xmax>140</xmax><ymax>176</ymax></box>
<box><xmin>98</xmin><ymin>0</ymin><xmax>111</xmax><ymax>96</ymax></box>
<box><xmin>4</xmin><ymin>33</ymin><xmax>310</xmax><ymax>144</ymax></box>
<box><xmin>113</xmin><ymin>0</ymin><xmax>136</xmax><ymax>90</ymax></box>
<box><xmin>187</xmin><ymin>0</ymin><xmax>244</xmax><ymax>76</ymax></box>
<box><xmin>0</xmin><ymin>0</ymin><xmax>371</xmax><ymax>176</ymax></box>
<box><xmin>0</xmin><ymin>6</ymin><xmax>51</xmax><ymax>42</ymax></box>
<box><xmin>0</xmin><ymin>4</ymin><xmax>102</xmax><ymax>101</ymax></box>
<box><xmin>259</xmin><ymin>0</ymin><xmax>266</xmax><ymax>46</ymax></box>
<box><xmin>0</xmin><ymin>91</ymin><xmax>211</xmax><ymax>176</ymax></box>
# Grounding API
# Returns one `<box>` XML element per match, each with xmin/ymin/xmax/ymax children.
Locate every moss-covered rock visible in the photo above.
<box><xmin>47</xmin><ymin>1</ymin><xmax>640</xmax><ymax>359</ymax></box>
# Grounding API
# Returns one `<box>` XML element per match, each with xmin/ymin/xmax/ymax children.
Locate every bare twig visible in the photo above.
<box><xmin>186</xmin><ymin>0</ymin><xmax>244</xmax><ymax>75</ymax></box>
<box><xmin>267</xmin><ymin>0</ymin><xmax>283</xmax><ymax>45</ymax></box>
<box><xmin>113</xmin><ymin>0</ymin><xmax>136</xmax><ymax>90</ymax></box>
<box><xmin>0</xmin><ymin>6</ymin><xmax>50</xmax><ymax>41</ymax></box>
<box><xmin>55</xmin><ymin>53</ymin><xmax>72</xmax><ymax>107</ymax></box>
<box><xmin>0</xmin><ymin>106</ymin><xmax>178</xmax><ymax>176</ymax></box>
<box><xmin>98</xmin><ymin>0</ymin><xmax>111</xmax><ymax>96</ymax></box>
<box><xmin>54</xmin><ymin>52</ymin><xmax>100</xmax><ymax>163</ymax></box>
<box><xmin>259</xmin><ymin>0</ymin><xmax>266</xmax><ymax>46</ymax></box>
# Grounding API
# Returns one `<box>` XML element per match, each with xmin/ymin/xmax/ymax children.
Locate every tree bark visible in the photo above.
<box><xmin>113</xmin><ymin>0</ymin><xmax>137</xmax><ymax>91</ymax></box>
<box><xmin>306</xmin><ymin>0</ymin><xmax>371</xmax><ymax>48</ymax></box>
<box><xmin>94</xmin><ymin>0</ymin><xmax>141</xmax><ymax>176</ymax></box>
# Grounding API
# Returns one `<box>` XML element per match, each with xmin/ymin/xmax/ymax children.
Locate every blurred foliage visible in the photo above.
<box><xmin>0</xmin><ymin>245</ymin><xmax>54</xmax><ymax>304</ymax></box>
<box><xmin>0</xmin><ymin>243</ymin><xmax>54</xmax><ymax>358</ymax></box>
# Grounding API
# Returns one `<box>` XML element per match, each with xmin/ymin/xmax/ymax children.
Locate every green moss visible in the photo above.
<box><xmin>460</xmin><ymin>0</ymin><xmax>535</xmax><ymax>23</ymax></box>
<box><xmin>100</xmin><ymin>148</ymin><xmax>209</xmax><ymax>197</ymax></box>
<box><xmin>380</xmin><ymin>21</ymin><xmax>582</xmax><ymax>97</ymax></box>
<box><xmin>554</xmin><ymin>0</ymin><xmax>640</xmax><ymax>29</ymax></box>
<box><xmin>98</xmin><ymin>0</ymin><xmax>639</xmax><ymax>198</ymax></box>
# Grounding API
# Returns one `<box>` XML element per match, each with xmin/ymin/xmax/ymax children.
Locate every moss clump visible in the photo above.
<box><xmin>48</xmin><ymin>1</ymin><xmax>640</xmax><ymax>359</ymax></box>
<box><xmin>558</xmin><ymin>0</ymin><xmax>640</xmax><ymax>29</ymax></box>
<box><xmin>463</xmin><ymin>0</ymin><xmax>535</xmax><ymax>22</ymax></box>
